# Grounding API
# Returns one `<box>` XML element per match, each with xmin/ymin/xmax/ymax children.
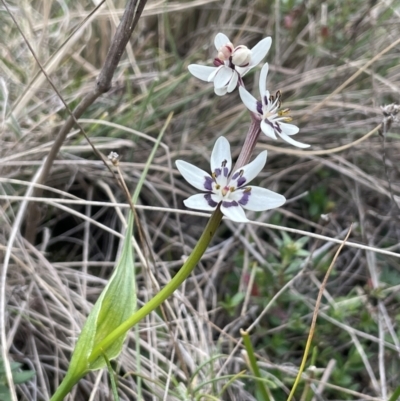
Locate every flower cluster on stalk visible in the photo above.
<box><xmin>178</xmin><ymin>32</ymin><xmax>310</xmax><ymax>222</ymax></box>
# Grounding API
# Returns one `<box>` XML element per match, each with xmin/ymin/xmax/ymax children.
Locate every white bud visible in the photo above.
<box><xmin>232</xmin><ymin>45</ymin><xmax>251</xmax><ymax>67</ymax></box>
<box><xmin>217</xmin><ymin>42</ymin><xmax>233</xmax><ymax>61</ymax></box>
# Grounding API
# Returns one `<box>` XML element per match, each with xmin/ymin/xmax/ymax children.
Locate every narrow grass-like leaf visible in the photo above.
<box><xmin>103</xmin><ymin>353</ymin><xmax>120</xmax><ymax>401</ymax></box>
<box><xmin>388</xmin><ymin>385</ymin><xmax>400</xmax><ymax>401</ymax></box>
<box><xmin>241</xmin><ymin>329</ymin><xmax>270</xmax><ymax>401</ymax></box>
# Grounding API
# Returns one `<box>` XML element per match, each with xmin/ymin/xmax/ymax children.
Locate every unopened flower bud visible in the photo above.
<box><xmin>217</xmin><ymin>42</ymin><xmax>233</xmax><ymax>61</ymax></box>
<box><xmin>232</xmin><ymin>45</ymin><xmax>251</xmax><ymax>67</ymax></box>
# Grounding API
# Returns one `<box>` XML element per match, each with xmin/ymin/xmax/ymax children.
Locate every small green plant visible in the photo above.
<box><xmin>0</xmin><ymin>358</ymin><xmax>35</xmax><ymax>401</ymax></box>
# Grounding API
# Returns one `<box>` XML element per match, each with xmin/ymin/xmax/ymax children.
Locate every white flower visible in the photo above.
<box><xmin>188</xmin><ymin>33</ymin><xmax>272</xmax><ymax>96</ymax></box>
<box><xmin>175</xmin><ymin>137</ymin><xmax>286</xmax><ymax>223</ymax></box>
<box><xmin>239</xmin><ymin>63</ymin><xmax>310</xmax><ymax>148</ymax></box>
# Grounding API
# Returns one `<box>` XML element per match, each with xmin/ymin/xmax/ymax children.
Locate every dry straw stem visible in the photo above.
<box><xmin>287</xmin><ymin>225</ymin><xmax>353</xmax><ymax>401</ymax></box>
<box><xmin>260</xmin><ymin>123</ymin><xmax>381</xmax><ymax>156</ymax></box>
<box><xmin>0</xmin><ymin>164</ymin><xmax>46</xmax><ymax>401</ymax></box>
<box><xmin>303</xmin><ymin>36</ymin><xmax>400</xmax><ymax>120</ymax></box>
<box><xmin>4</xmin><ymin>0</ymin><xmax>149</xmax><ymax>243</ymax></box>
<box><xmin>3</xmin><ymin>195</ymin><xmax>399</xmax><ymax>259</ymax></box>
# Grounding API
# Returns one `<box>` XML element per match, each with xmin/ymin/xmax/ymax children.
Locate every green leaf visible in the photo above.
<box><xmin>103</xmin><ymin>353</ymin><xmax>120</xmax><ymax>401</ymax></box>
<box><xmin>68</xmin><ymin>222</ymin><xmax>137</xmax><ymax>374</ymax></box>
<box><xmin>12</xmin><ymin>370</ymin><xmax>36</xmax><ymax>384</ymax></box>
<box><xmin>50</xmin><ymin>115</ymin><xmax>170</xmax><ymax>401</ymax></box>
<box><xmin>0</xmin><ymin>384</ymin><xmax>12</xmax><ymax>401</ymax></box>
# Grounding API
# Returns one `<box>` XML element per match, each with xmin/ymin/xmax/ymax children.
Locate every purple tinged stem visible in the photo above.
<box><xmin>232</xmin><ymin>113</ymin><xmax>262</xmax><ymax>172</ymax></box>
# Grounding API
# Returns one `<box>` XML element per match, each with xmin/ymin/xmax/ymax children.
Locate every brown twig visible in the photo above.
<box><xmin>6</xmin><ymin>0</ymin><xmax>149</xmax><ymax>243</ymax></box>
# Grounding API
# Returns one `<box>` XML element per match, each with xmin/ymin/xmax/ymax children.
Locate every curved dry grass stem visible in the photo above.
<box><xmin>287</xmin><ymin>225</ymin><xmax>353</xmax><ymax>401</ymax></box>
<box><xmin>0</xmin><ymin>162</ymin><xmax>46</xmax><ymax>401</ymax></box>
<box><xmin>303</xmin><ymin>36</ymin><xmax>400</xmax><ymax>120</ymax></box>
<box><xmin>260</xmin><ymin>124</ymin><xmax>381</xmax><ymax>156</ymax></box>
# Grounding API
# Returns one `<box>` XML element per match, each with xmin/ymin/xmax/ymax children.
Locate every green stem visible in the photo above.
<box><xmin>241</xmin><ymin>329</ymin><xmax>270</xmax><ymax>401</ymax></box>
<box><xmin>87</xmin><ymin>208</ymin><xmax>223</xmax><ymax>364</ymax></box>
<box><xmin>50</xmin><ymin>371</ymin><xmax>85</xmax><ymax>401</ymax></box>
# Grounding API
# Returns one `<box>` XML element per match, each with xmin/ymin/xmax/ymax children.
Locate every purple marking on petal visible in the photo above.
<box><xmin>274</xmin><ymin>122</ymin><xmax>282</xmax><ymax>133</ymax></box>
<box><xmin>222</xmin><ymin>200</ymin><xmax>239</xmax><ymax>208</ymax></box>
<box><xmin>214</xmin><ymin>168</ymin><xmax>221</xmax><ymax>177</ymax></box>
<box><xmin>223</xmin><ymin>166</ymin><xmax>229</xmax><ymax>177</ymax></box>
<box><xmin>266</xmin><ymin>119</ymin><xmax>282</xmax><ymax>134</ymax></box>
<box><xmin>264</xmin><ymin>95</ymin><xmax>269</xmax><ymax>105</ymax></box>
<box><xmin>231</xmin><ymin>171</ymin><xmax>240</xmax><ymax>180</ymax></box>
<box><xmin>237</xmin><ymin>176</ymin><xmax>246</xmax><ymax>187</ymax></box>
<box><xmin>205</xmin><ymin>193</ymin><xmax>218</xmax><ymax>207</ymax></box>
<box><xmin>256</xmin><ymin>100</ymin><xmax>263</xmax><ymax>115</ymax></box>
<box><xmin>238</xmin><ymin>190</ymin><xmax>251</xmax><ymax>205</ymax></box>
<box><xmin>265</xmin><ymin>118</ymin><xmax>276</xmax><ymax>130</ymax></box>
<box><xmin>204</xmin><ymin>176</ymin><xmax>213</xmax><ymax>191</ymax></box>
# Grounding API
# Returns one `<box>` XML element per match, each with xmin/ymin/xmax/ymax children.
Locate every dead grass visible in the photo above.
<box><xmin>1</xmin><ymin>0</ymin><xmax>400</xmax><ymax>400</ymax></box>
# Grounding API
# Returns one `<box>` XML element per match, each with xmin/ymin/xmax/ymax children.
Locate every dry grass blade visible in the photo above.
<box><xmin>287</xmin><ymin>225</ymin><xmax>353</xmax><ymax>401</ymax></box>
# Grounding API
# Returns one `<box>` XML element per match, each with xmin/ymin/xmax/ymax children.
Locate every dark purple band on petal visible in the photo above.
<box><xmin>257</xmin><ymin>100</ymin><xmax>263</xmax><ymax>115</ymax></box>
<box><xmin>238</xmin><ymin>190</ymin><xmax>251</xmax><ymax>206</ymax></box>
<box><xmin>214</xmin><ymin>168</ymin><xmax>221</xmax><ymax>177</ymax></box>
<box><xmin>274</xmin><ymin>122</ymin><xmax>282</xmax><ymax>133</ymax></box>
<box><xmin>237</xmin><ymin>176</ymin><xmax>246</xmax><ymax>187</ymax></box>
<box><xmin>205</xmin><ymin>193</ymin><xmax>218</xmax><ymax>208</ymax></box>
<box><xmin>264</xmin><ymin>118</ymin><xmax>282</xmax><ymax>134</ymax></box>
<box><xmin>223</xmin><ymin>166</ymin><xmax>229</xmax><ymax>177</ymax></box>
<box><xmin>222</xmin><ymin>200</ymin><xmax>239</xmax><ymax>208</ymax></box>
<box><xmin>231</xmin><ymin>171</ymin><xmax>240</xmax><ymax>180</ymax></box>
<box><xmin>204</xmin><ymin>176</ymin><xmax>213</xmax><ymax>191</ymax></box>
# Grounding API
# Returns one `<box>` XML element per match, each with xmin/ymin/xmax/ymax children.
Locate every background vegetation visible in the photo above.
<box><xmin>1</xmin><ymin>0</ymin><xmax>400</xmax><ymax>399</ymax></box>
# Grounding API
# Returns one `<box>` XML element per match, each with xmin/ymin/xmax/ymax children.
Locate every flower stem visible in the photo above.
<box><xmin>87</xmin><ymin>207</ymin><xmax>223</xmax><ymax>364</ymax></box>
<box><xmin>233</xmin><ymin>113</ymin><xmax>261</xmax><ymax>171</ymax></box>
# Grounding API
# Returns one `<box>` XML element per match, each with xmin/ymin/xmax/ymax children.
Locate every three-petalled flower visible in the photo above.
<box><xmin>188</xmin><ymin>33</ymin><xmax>272</xmax><ymax>96</ymax></box>
<box><xmin>176</xmin><ymin>137</ymin><xmax>286</xmax><ymax>222</ymax></box>
<box><xmin>239</xmin><ymin>63</ymin><xmax>310</xmax><ymax>148</ymax></box>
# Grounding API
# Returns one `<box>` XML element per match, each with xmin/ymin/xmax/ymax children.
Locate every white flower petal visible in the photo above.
<box><xmin>278</xmin><ymin>133</ymin><xmax>310</xmax><ymax>148</ymax></box>
<box><xmin>279</xmin><ymin>122</ymin><xmax>299</xmax><ymax>135</ymax></box>
<box><xmin>261</xmin><ymin>120</ymin><xmax>278</xmax><ymax>139</ymax></box>
<box><xmin>214</xmin><ymin>66</ymin><xmax>234</xmax><ymax>88</ymax></box>
<box><xmin>215</xmin><ymin>33</ymin><xmax>230</xmax><ymax>49</ymax></box>
<box><xmin>188</xmin><ymin>64</ymin><xmax>217</xmax><ymax>81</ymax></box>
<box><xmin>239</xmin><ymin>86</ymin><xmax>259</xmax><ymax>114</ymax></box>
<box><xmin>183</xmin><ymin>194</ymin><xmax>217</xmax><ymax>211</ymax></box>
<box><xmin>259</xmin><ymin>63</ymin><xmax>269</xmax><ymax>97</ymax></box>
<box><xmin>175</xmin><ymin>160</ymin><xmax>212</xmax><ymax>191</ymax></box>
<box><xmin>249</xmin><ymin>37</ymin><xmax>272</xmax><ymax>67</ymax></box>
<box><xmin>214</xmin><ymin>86</ymin><xmax>228</xmax><ymax>96</ymax></box>
<box><xmin>207</xmin><ymin>65</ymin><xmax>223</xmax><ymax>82</ymax></box>
<box><xmin>221</xmin><ymin>203</ymin><xmax>249</xmax><ymax>222</ymax></box>
<box><xmin>227</xmin><ymin>71</ymin><xmax>239</xmax><ymax>93</ymax></box>
<box><xmin>240</xmin><ymin>151</ymin><xmax>268</xmax><ymax>184</ymax></box>
<box><xmin>231</xmin><ymin>186</ymin><xmax>286</xmax><ymax>211</ymax></box>
<box><xmin>235</xmin><ymin>65</ymin><xmax>249</xmax><ymax>77</ymax></box>
<box><xmin>231</xmin><ymin>151</ymin><xmax>267</xmax><ymax>187</ymax></box>
<box><xmin>211</xmin><ymin>137</ymin><xmax>232</xmax><ymax>173</ymax></box>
